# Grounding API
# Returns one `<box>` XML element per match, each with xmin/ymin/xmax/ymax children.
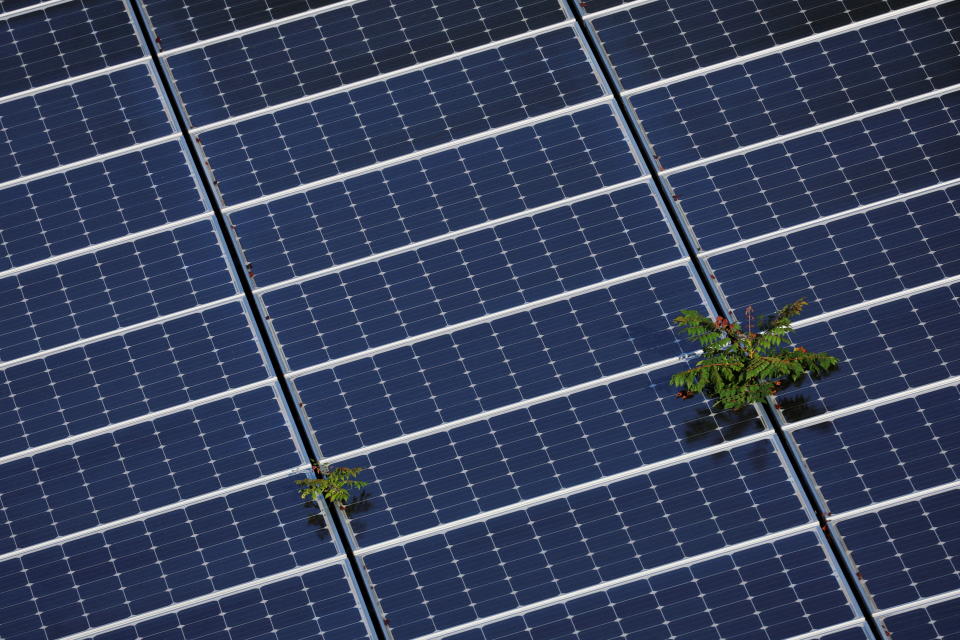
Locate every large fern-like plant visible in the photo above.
<box><xmin>670</xmin><ymin>300</ymin><xmax>837</xmax><ymax>410</ymax></box>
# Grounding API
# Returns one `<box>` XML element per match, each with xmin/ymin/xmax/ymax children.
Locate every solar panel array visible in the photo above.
<box><xmin>2</xmin><ymin>0</ymin><xmax>959</xmax><ymax>638</ymax></box>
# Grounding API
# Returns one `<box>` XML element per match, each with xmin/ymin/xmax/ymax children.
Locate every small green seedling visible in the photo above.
<box><xmin>670</xmin><ymin>299</ymin><xmax>837</xmax><ymax>410</ymax></box>
<box><xmin>297</xmin><ymin>462</ymin><xmax>368</xmax><ymax>509</ymax></box>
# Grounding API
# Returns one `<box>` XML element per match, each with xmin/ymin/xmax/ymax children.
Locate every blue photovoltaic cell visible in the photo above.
<box><xmin>0</xmin><ymin>64</ymin><xmax>173</xmax><ymax>183</ymax></box>
<box><xmin>590</xmin><ymin>0</ymin><xmax>926</xmax><ymax>91</ymax></box>
<box><xmin>668</xmin><ymin>90</ymin><xmax>960</xmax><ymax>251</ymax></box>
<box><xmin>0</xmin><ymin>218</ymin><xmax>236</xmax><ymax>361</ymax></box>
<box><xmin>0</xmin><ymin>475</ymin><xmax>338</xmax><ymax>640</ymax></box>
<box><xmin>142</xmin><ymin>0</ymin><xmax>336</xmax><ymax>50</ymax></box>
<box><xmin>343</xmin><ymin>362</ymin><xmax>765</xmax><ymax>546</ymax></box>
<box><xmin>0</xmin><ymin>385</ymin><xmax>302</xmax><ymax>553</ymax></box>
<box><xmin>669</xmin><ymin>92</ymin><xmax>960</xmax><ymax>249</ymax></box>
<box><xmin>0</xmin><ymin>300</ymin><xmax>270</xmax><ymax>456</ymax></box>
<box><xmin>364</xmin><ymin>440</ymin><xmax>810</xmax><ymax>639</ymax></box>
<box><xmin>92</xmin><ymin>563</ymin><xmax>372</xmax><ymax>640</ymax></box>
<box><xmin>836</xmin><ymin>488</ymin><xmax>960</xmax><ymax>609</ymax></box>
<box><xmin>0</xmin><ymin>140</ymin><xmax>209</xmax><ymax>272</ymax></box>
<box><xmin>296</xmin><ymin>264</ymin><xmax>706</xmax><ymax>455</ymax></box>
<box><xmin>0</xmin><ymin>0</ymin><xmax>143</xmax><ymax>98</ymax></box>
<box><xmin>779</xmin><ymin>282</ymin><xmax>960</xmax><ymax>420</ymax></box>
<box><xmin>262</xmin><ymin>182</ymin><xmax>683</xmax><ymax>370</ymax></box>
<box><xmin>201</xmin><ymin>33</ymin><xmax>604</xmax><ymax>207</ymax></box>
<box><xmin>707</xmin><ymin>185</ymin><xmax>960</xmax><ymax>319</ymax></box>
<box><xmin>791</xmin><ymin>385</ymin><xmax>960</xmax><ymax>514</ymax></box>
<box><xmin>629</xmin><ymin>4</ymin><xmax>960</xmax><ymax>168</ymax></box>
<box><xmin>881</xmin><ymin>595</ymin><xmax>960</xmax><ymax>639</ymax></box>
<box><xmin>445</xmin><ymin>532</ymin><xmax>854</xmax><ymax>640</ymax></box>
<box><xmin>164</xmin><ymin>0</ymin><xmax>568</xmax><ymax>125</ymax></box>
<box><xmin>231</xmin><ymin>103</ymin><xmax>643</xmax><ymax>286</ymax></box>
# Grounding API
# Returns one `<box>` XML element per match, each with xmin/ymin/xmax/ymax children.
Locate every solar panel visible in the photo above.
<box><xmin>0</xmin><ymin>0</ymin><xmax>145</xmax><ymax>98</ymax></box>
<box><xmin>91</xmin><ymin>562</ymin><xmax>374</xmax><ymax>640</ymax></box>
<box><xmin>667</xmin><ymin>89</ymin><xmax>960</xmax><ymax>251</ymax></box>
<box><xmin>628</xmin><ymin>4</ymin><xmax>960</xmax><ymax>168</ymax></box>
<box><xmin>229</xmin><ymin>102</ymin><xmax>644</xmax><ymax>286</ymax></box>
<box><xmin>880</xmin><ymin>595</ymin><xmax>960</xmax><ymax>639</ymax></box>
<box><xmin>453</xmin><ymin>618</ymin><xmax>873</xmax><ymax>640</ymax></box>
<box><xmin>0</xmin><ymin>63</ymin><xmax>174</xmax><ymax>183</ymax></box>
<box><xmin>706</xmin><ymin>184</ymin><xmax>960</xmax><ymax>319</ymax></box>
<box><xmin>200</xmin><ymin>63</ymin><xmax>609</xmax><ymax>208</ymax></box>
<box><xmin>140</xmin><ymin>0</ymin><xmax>337</xmax><ymax>50</ymax></box>
<box><xmin>778</xmin><ymin>282</ymin><xmax>960</xmax><ymax>420</ymax></box>
<box><xmin>341</xmin><ymin>361</ymin><xmax>765</xmax><ymax>546</ymax></box>
<box><xmin>295</xmin><ymin>263</ymin><xmax>708</xmax><ymax>455</ymax></box>
<box><xmin>0</xmin><ymin>140</ymin><xmax>210</xmax><ymax>271</ymax></box>
<box><xmin>0</xmin><ymin>300</ymin><xmax>271</xmax><ymax>455</ymax></box>
<box><xmin>260</xmin><ymin>181</ymin><xmax>684</xmax><ymax>370</ymax></box>
<box><xmin>0</xmin><ymin>473</ymin><xmax>339</xmax><ymax>640</ymax></box>
<box><xmin>162</xmin><ymin>0</ymin><xmax>569</xmax><ymax>125</ymax></box>
<box><xmin>0</xmin><ymin>384</ymin><xmax>302</xmax><ymax>552</ymax></box>
<box><xmin>789</xmin><ymin>384</ymin><xmax>960</xmax><ymax>514</ymax></box>
<box><xmin>588</xmin><ymin>0</ymin><xmax>927</xmax><ymax>91</ymax></box>
<box><xmin>381</xmin><ymin>529</ymin><xmax>849</xmax><ymax>640</ymax></box>
<box><xmin>834</xmin><ymin>487</ymin><xmax>960</xmax><ymax>609</ymax></box>
<box><xmin>446</xmin><ymin>533</ymin><xmax>872</xmax><ymax>640</ymax></box>
<box><xmin>0</xmin><ymin>217</ymin><xmax>237</xmax><ymax>361</ymax></box>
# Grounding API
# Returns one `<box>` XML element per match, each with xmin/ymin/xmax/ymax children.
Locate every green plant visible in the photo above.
<box><xmin>297</xmin><ymin>462</ymin><xmax>368</xmax><ymax>508</ymax></box>
<box><xmin>669</xmin><ymin>299</ymin><xmax>838</xmax><ymax>410</ymax></box>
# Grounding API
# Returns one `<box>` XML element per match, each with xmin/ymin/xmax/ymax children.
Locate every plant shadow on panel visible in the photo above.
<box><xmin>683</xmin><ymin>404</ymin><xmax>764</xmax><ymax>447</ymax></box>
<box><xmin>670</xmin><ymin>299</ymin><xmax>838</xmax><ymax>413</ymax></box>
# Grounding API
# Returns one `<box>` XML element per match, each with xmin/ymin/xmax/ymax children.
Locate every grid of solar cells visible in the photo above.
<box><xmin>790</xmin><ymin>384</ymin><xmax>960</xmax><ymax>514</ymax></box>
<box><xmin>92</xmin><ymin>563</ymin><xmax>373</xmax><ymax>640</ymax></box>
<box><xmin>18</xmin><ymin>0</ymin><xmax>958</xmax><ymax>636</ymax></box>
<box><xmin>629</xmin><ymin>4</ymin><xmax>960</xmax><ymax>168</ymax></box>
<box><xmin>706</xmin><ymin>185</ymin><xmax>960</xmax><ymax>319</ymax></box>
<box><xmin>262</xmin><ymin>182</ymin><xmax>683</xmax><ymax>370</ymax></box>
<box><xmin>142</xmin><ymin>0</ymin><xmax>335</xmax><ymax>50</ymax></box>
<box><xmin>0</xmin><ymin>385</ymin><xmax>302</xmax><ymax>552</ymax></box>
<box><xmin>779</xmin><ymin>282</ymin><xmax>960</xmax><ymax>420</ymax></box>
<box><xmin>0</xmin><ymin>300</ymin><xmax>270</xmax><ymax>455</ymax></box>
<box><xmin>0</xmin><ymin>140</ymin><xmax>209</xmax><ymax>271</ymax></box>
<box><xmin>0</xmin><ymin>474</ymin><xmax>339</xmax><ymax>640</ymax></box>
<box><xmin>230</xmin><ymin>103</ymin><xmax>643</xmax><ymax>286</ymax></box>
<box><xmin>589</xmin><ymin>0</ymin><xmax>926</xmax><ymax>91</ymax></box>
<box><xmin>835</xmin><ymin>488</ymin><xmax>960</xmax><ymax>609</ymax></box>
<box><xmin>881</xmin><ymin>595</ymin><xmax>960</xmax><ymax>639</ymax></box>
<box><xmin>342</xmin><ymin>362</ymin><xmax>765</xmax><ymax>546</ymax></box>
<box><xmin>668</xmin><ymin>89</ymin><xmax>960</xmax><ymax>251</ymax></box>
<box><xmin>163</xmin><ymin>0</ymin><xmax>569</xmax><ymax>126</ymax></box>
<box><xmin>0</xmin><ymin>64</ymin><xmax>173</xmax><ymax>183</ymax></box>
<box><xmin>444</xmin><ymin>532</ymin><xmax>855</xmax><ymax>640</ymax></box>
<box><xmin>364</xmin><ymin>441</ymin><xmax>810</xmax><ymax>640</ymax></box>
<box><xmin>0</xmin><ymin>0</ymin><xmax>144</xmax><ymax>98</ymax></box>
<box><xmin>296</xmin><ymin>264</ymin><xmax>706</xmax><ymax>455</ymax></box>
<box><xmin>200</xmin><ymin>42</ymin><xmax>606</xmax><ymax>208</ymax></box>
<box><xmin>0</xmin><ymin>218</ymin><xmax>236</xmax><ymax>361</ymax></box>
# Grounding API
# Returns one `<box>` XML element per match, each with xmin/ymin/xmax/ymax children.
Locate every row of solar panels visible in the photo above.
<box><xmin>1</xmin><ymin>0</ymin><xmax>959</xmax><ymax>638</ymax></box>
<box><xmin>0</xmin><ymin>1</ymin><xmax>381</xmax><ymax>639</ymax></box>
<box><xmin>580</xmin><ymin>2</ymin><xmax>960</xmax><ymax>639</ymax></box>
